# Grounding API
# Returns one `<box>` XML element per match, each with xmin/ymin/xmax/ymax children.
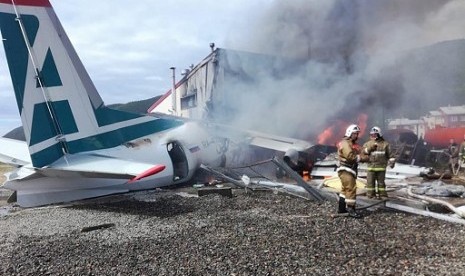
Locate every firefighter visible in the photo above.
<box><xmin>362</xmin><ymin>126</ymin><xmax>394</xmax><ymax>199</ymax></box>
<box><xmin>336</xmin><ymin>124</ymin><xmax>365</xmax><ymax>218</ymax></box>
<box><xmin>459</xmin><ymin>135</ymin><xmax>465</xmax><ymax>174</ymax></box>
<box><xmin>446</xmin><ymin>138</ymin><xmax>459</xmax><ymax>174</ymax></box>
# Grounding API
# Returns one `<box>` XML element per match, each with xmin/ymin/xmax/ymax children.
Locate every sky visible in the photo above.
<box><xmin>0</xmin><ymin>0</ymin><xmax>273</xmax><ymax>135</ymax></box>
<box><xmin>1</xmin><ymin>0</ymin><xmax>465</xmax><ymax>140</ymax></box>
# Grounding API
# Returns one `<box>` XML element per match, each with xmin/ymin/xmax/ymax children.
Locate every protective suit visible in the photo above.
<box><xmin>362</xmin><ymin>126</ymin><xmax>393</xmax><ymax>199</ymax></box>
<box><xmin>447</xmin><ymin>139</ymin><xmax>459</xmax><ymax>174</ymax></box>
<box><xmin>336</xmin><ymin>124</ymin><xmax>364</xmax><ymax>218</ymax></box>
<box><xmin>459</xmin><ymin>137</ymin><xmax>465</xmax><ymax>173</ymax></box>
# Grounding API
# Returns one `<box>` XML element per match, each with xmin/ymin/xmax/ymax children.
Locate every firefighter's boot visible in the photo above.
<box><xmin>337</xmin><ymin>196</ymin><xmax>347</xmax><ymax>214</ymax></box>
<box><xmin>347</xmin><ymin>205</ymin><xmax>362</xmax><ymax>218</ymax></box>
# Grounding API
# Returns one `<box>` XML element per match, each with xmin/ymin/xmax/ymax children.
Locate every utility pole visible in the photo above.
<box><xmin>170</xmin><ymin>67</ymin><xmax>176</xmax><ymax>116</ymax></box>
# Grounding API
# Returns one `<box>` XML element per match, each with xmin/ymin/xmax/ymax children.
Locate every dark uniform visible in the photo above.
<box><xmin>447</xmin><ymin>139</ymin><xmax>459</xmax><ymax>174</ymax></box>
<box><xmin>459</xmin><ymin>137</ymin><xmax>465</xmax><ymax>173</ymax></box>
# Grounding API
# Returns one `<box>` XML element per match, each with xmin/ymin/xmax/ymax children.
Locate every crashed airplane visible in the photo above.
<box><xmin>0</xmin><ymin>0</ymin><xmax>444</xmax><ymax>210</ymax></box>
<box><xmin>0</xmin><ymin>0</ymin><xmax>313</xmax><ymax>207</ymax></box>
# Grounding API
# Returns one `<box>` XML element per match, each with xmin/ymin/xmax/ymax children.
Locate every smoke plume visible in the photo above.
<box><xmin>224</xmin><ymin>0</ymin><xmax>465</xmax><ymax>142</ymax></box>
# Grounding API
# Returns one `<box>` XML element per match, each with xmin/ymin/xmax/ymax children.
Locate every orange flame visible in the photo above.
<box><xmin>316</xmin><ymin>113</ymin><xmax>368</xmax><ymax>145</ymax></box>
<box><xmin>317</xmin><ymin>126</ymin><xmax>334</xmax><ymax>144</ymax></box>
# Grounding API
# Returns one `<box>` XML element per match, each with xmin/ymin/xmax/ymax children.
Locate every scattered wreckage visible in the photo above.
<box><xmin>310</xmin><ymin>153</ymin><xmax>435</xmax><ymax>180</ymax></box>
<box><xmin>192</xmin><ymin>128</ymin><xmax>465</xmax><ymax>224</ymax></box>
<box><xmin>199</xmin><ymin>149</ymin><xmax>465</xmax><ymax>225</ymax></box>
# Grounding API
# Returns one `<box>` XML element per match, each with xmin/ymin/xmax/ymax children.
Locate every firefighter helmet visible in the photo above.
<box><xmin>345</xmin><ymin>124</ymin><xmax>361</xmax><ymax>137</ymax></box>
<box><xmin>370</xmin><ymin>126</ymin><xmax>382</xmax><ymax>137</ymax></box>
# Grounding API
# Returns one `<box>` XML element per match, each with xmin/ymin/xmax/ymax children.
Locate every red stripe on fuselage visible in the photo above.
<box><xmin>0</xmin><ymin>0</ymin><xmax>51</xmax><ymax>7</ymax></box>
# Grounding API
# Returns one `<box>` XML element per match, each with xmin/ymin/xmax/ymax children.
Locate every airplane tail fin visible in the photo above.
<box><xmin>0</xmin><ymin>1</ymin><xmax>181</xmax><ymax>167</ymax></box>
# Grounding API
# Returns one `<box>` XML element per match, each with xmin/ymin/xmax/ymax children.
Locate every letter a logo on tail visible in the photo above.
<box><xmin>0</xmin><ymin>1</ymin><xmax>182</xmax><ymax>167</ymax></box>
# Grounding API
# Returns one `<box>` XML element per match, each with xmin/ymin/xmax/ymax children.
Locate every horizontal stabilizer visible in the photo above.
<box><xmin>0</xmin><ymin>137</ymin><xmax>31</xmax><ymax>166</ymax></box>
<box><xmin>44</xmin><ymin>153</ymin><xmax>166</xmax><ymax>180</ymax></box>
<box><xmin>3</xmin><ymin>153</ymin><xmax>168</xmax><ymax>182</ymax></box>
<box><xmin>36</xmin><ymin>168</ymin><xmax>134</xmax><ymax>180</ymax></box>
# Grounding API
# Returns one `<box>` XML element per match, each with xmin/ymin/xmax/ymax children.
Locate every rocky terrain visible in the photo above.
<box><xmin>0</xmin><ymin>188</ymin><xmax>464</xmax><ymax>276</ymax></box>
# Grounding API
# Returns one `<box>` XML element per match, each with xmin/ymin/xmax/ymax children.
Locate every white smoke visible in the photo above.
<box><xmin>222</xmin><ymin>0</ymin><xmax>465</xmax><ymax>141</ymax></box>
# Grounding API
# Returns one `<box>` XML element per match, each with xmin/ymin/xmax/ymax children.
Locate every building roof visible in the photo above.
<box><xmin>439</xmin><ymin>105</ymin><xmax>465</xmax><ymax>115</ymax></box>
<box><xmin>147</xmin><ymin>47</ymin><xmax>295</xmax><ymax>114</ymax></box>
<box><xmin>428</xmin><ymin>110</ymin><xmax>441</xmax><ymax>116</ymax></box>
<box><xmin>388</xmin><ymin>118</ymin><xmax>423</xmax><ymax>126</ymax></box>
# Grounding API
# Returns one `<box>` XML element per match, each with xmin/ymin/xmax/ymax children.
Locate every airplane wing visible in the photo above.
<box><xmin>149</xmin><ymin>112</ymin><xmax>313</xmax><ymax>153</ymax></box>
<box><xmin>245</xmin><ymin>131</ymin><xmax>312</xmax><ymax>152</ymax></box>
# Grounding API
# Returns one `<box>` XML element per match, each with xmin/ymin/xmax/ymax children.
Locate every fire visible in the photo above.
<box><xmin>317</xmin><ymin>113</ymin><xmax>368</xmax><ymax>145</ymax></box>
<box><xmin>317</xmin><ymin>126</ymin><xmax>334</xmax><ymax>144</ymax></box>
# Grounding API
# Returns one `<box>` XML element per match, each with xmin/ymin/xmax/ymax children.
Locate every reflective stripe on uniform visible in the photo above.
<box><xmin>337</xmin><ymin>166</ymin><xmax>357</xmax><ymax>176</ymax></box>
<box><xmin>367</xmin><ymin>167</ymin><xmax>386</xmax><ymax>171</ymax></box>
<box><xmin>345</xmin><ymin>198</ymin><xmax>356</xmax><ymax>204</ymax></box>
<box><xmin>367</xmin><ymin>167</ymin><xmax>386</xmax><ymax>172</ymax></box>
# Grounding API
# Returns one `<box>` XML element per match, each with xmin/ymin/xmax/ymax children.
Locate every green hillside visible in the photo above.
<box><xmin>107</xmin><ymin>96</ymin><xmax>161</xmax><ymax>114</ymax></box>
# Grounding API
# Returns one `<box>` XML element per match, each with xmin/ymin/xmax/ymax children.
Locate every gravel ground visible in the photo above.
<box><xmin>0</xmin><ymin>188</ymin><xmax>465</xmax><ymax>276</ymax></box>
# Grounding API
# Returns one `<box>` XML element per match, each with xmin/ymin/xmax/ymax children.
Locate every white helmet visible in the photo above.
<box><xmin>370</xmin><ymin>126</ymin><xmax>382</xmax><ymax>137</ymax></box>
<box><xmin>345</xmin><ymin>124</ymin><xmax>361</xmax><ymax>137</ymax></box>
